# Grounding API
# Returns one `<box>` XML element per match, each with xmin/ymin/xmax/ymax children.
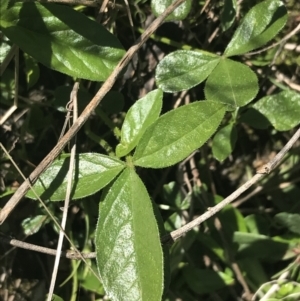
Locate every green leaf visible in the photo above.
<box><xmin>239</xmin><ymin>107</ymin><xmax>271</xmax><ymax>129</ymax></box>
<box><xmin>1</xmin><ymin>3</ymin><xmax>125</xmax><ymax>81</ymax></box>
<box><xmin>224</xmin><ymin>0</ymin><xmax>287</xmax><ymax>56</ymax></box>
<box><xmin>26</xmin><ymin>153</ymin><xmax>125</xmax><ymax>201</ymax></box>
<box><xmin>205</xmin><ymin>58</ymin><xmax>258</xmax><ymax>110</ymax></box>
<box><xmin>151</xmin><ymin>0</ymin><xmax>192</xmax><ymax>21</ymax></box>
<box><xmin>156</xmin><ymin>50</ymin><xmax>220</xmax><ymax>92</ymax></box>
<box><xmin>252</xmin><ymin>90</ymin><xmax>300</xmax><ymax>131</ymax></box>
<box><xmin>234</xmin><ymin>232</ymin><xmax>290</xmax><ymax>261</ymax></box>
<box><xmin>95</xmin><ymin>167</ymin><xmax>163</xmax><ymax>301</ymax></box>
<box><xmin>212</xmin><ymin>123</ymin><xmax>237</xmax><ymax>161</ymax></box>
<box><xmin>21</xmin><ymin>215</ymin><xmax>47</xmax><ymax>235</ymax></box>
<box><xmin>183</xmin><ymin>266</ymin><xmax>234</xmax><ymax>294</ymax></box>
<box><xmin>133</xmin><ymin>101</ymin><xmax>225</xmax><ymax>168</ymax></box>
<box><xmin>274</xmin><ymin>213</ymin><xmax>300</xmax><ymax>235</ymax></box>
<box><xmin>116</xmin><ymin>89</ymin><xmax>163</xmax><ymax>157</ymax></box>
<box><xmin>0</xmin><ymin>0</ymin><xmax>10</xmax><ymax>10</ymax></box>
<box><xmin>221</xmin><ymin>0</ymin><xmax>237</xmax><ymax>31</ymax></box>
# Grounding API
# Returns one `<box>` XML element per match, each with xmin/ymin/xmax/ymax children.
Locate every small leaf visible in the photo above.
<box><xmin>95</xmin><ymin>167</ymin><xmax>163</xmax><ymax>301</ymax></box>
<box><xmin>26</xmin><ymin>153</ymin><xmax>125</xmax><ymax>201</ymax></box>
<box><xmin>224</xmin><ymin>0</ymin><xmax>287</xmax><ymax>56</ymax></box>
<box><xmin>156</xmin><ymin>50</ymin><xmax>220</xmax><ymax>92</ymax></box>
<box><xmin>221</xmin><ymin>0</ymin><xmax>237</xmax><ymax>31</ymax></box>
<box><xmin>1</xmin><ymin>3</ymin><xmax>125</xmax><ymax>81</ymax></box>
<box><xmin>212</xmin><ymin>123</ymin><xmax>237</xmax><ymax>161</ymax></box>
<box><xmin>21</xmin><ymin>215</ymin><xmax>48</xmax><ymax>235</ymax></box>
<box><xmin>0</xmin><ymin>0</ymin><xmax>10</xmax><ymax>10</ymax></box>
<box><xmin>205</xmin><ymin>58</ymin><xmax>258</xmax><ymax>109</ymax></box>
<box><xmin>116</xmin><ymin>89</ymin><xmax>163</xmax><ymax>157</ymax></box>
<box><xmin>151</xmin><ymin>0</ymin><xmax>192</xmax><ymax>21</ymax></box>
<box><xmin>253</xmin><ymin>90</ymin><xmax>300</xmax><ymax>131</ymax></box>
<box><xmin>274</xmin><ymin>213</ymin><xmax>300</xmax><ymax>235</ymax></box>
<box><xmin>133</xmin><ymin>101</ymin><xmax>225</xmax><ymax>168</ymax></box>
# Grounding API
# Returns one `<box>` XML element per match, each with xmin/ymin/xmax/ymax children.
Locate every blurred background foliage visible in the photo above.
<box><xmin>0</xmin><ymin>0</ymin><xmax>300</xmax><ymax>300</ymax></box>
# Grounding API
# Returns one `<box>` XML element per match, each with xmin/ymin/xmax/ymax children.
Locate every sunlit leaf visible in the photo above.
<box><xmin>95</xmin><ymin>167</ymin><xmax>163</xmax><ymax>301</ymax></box>
<box><xmin>205</xmin><ymin>58</ymin><xmax>258</xmax><ymax>109</ymax></box>
<box><xmin>116</xmin><ymin>89</ymin><xmax>163</xmax><ymax>157</ymax></box>
<box><xmin>151</xmin><ymin>0</ymin><xmax>192</xmax><ymax>21</ymax></box>
<box><xmin>26</xmin><ymin>153</ymin><xmax>125</xmax><ymax>201</ymax></box>
<box><xmin>1</xmin><ymin>2</ymin><xmax>125</xmax><ymax>81</ymax></box>
<box><xmin>133</xmin><ymin>101</ymin><xmax>225</xmax><ymax>168</ymax></box>
<box><xmin>253</xmin><ymin>90</ymin><xmax>300</xmax><ymax>131</ymax></box>
<box><xmin>224</xmin><ymin>0</ymin><xmax>287</xmax><ymax>56</ymax></box>
<box><xmin>156</xmin><ymin>50</ymin><xmax>220</xmax><ymax>92</ymax></box>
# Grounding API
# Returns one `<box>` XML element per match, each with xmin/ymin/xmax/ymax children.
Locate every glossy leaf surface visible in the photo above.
<box><xmin>26</xmin><ymin>153</ymin><xmax>125</xmax><ymax>201</ymax></box>
<box><xmin>205</xmin><ymin>58</ymin><xmax>258</xmax><ymax>109</ymax></box>
<box><xmin>151</xmin><ymin>0</ymin><xmax>192</xmax><ymax>21</ymax></box>
<box><xmin>1</xmin><ymin>2</ymin><xmax>125</xmax><ymax>81</ymax></box>
<box><xmin>156</xmin><ymin>50</ymin><xmax>220</xmax><ymax>92</ymax></box>
<box><xmin>212</xmin><ymin>123</ymin><xmax>237</xmax><ymax>161</ymax></box>
<box><xmin>224</xmin><ymin>0</ymin><xmax>287</xmax><ymax>56</ymax></box>
<box><xmin>95</xmin><ymin>167</ymin><xmax>163</xmax><ymax>301</ymax></box>
<box><xmin>253</xmin><ymin>90</ymin><xmax>300</xmax><ymax>131</ymax></box>
<box><xmin>116</xmin><ymin>89</ymin><xmax>163</xmax><ymax>157</ymax></box>
<box><xmin>133</xmin><ymin>101</ymin><xmax>225</xmax><ymax>168</ymax></box>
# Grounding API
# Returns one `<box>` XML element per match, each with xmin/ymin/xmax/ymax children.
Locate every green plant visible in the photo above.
<box><xmin>1</xmin><ymin>0</ymin><xmax>300</xmax><ymax>301</ymax></box>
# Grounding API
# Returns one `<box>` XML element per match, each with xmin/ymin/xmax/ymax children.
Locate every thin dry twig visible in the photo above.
<box><xmin>47</xmin><ymin>82</ymin><xmax>79</xmax><ymax>301</ymax></box>
<box><xmin>0</xmin><ymin>234</ymin><xmax>96</xmax><ymax>259</ymax></box>
<box><xmin>0</xmin><ymin>0</ymin><xmax>187</xmax><ymax>224</ymax></box>
<box><xmin>162</xmin><ymin>127</ymin><xmax>300</xmax><ymax>243</ymax></box>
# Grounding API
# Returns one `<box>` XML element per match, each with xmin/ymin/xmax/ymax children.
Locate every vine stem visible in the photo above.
<box><xmin>0</xmin><ymin>0</ymin><xmax>187</xmax><ymax>224</ymax></box>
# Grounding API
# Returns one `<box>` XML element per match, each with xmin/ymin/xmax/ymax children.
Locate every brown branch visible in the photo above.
<box><xmin>0</xmin><ymin>0</ymin><xmax>187</xmax><ymax>224</ymax></box>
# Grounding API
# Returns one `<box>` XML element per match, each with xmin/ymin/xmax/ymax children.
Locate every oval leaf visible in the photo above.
<box><xmin>116</xmin><ymin>89</ymin><xmax>163</xmax><ymax>158</ymax></box>
<box><xmin>156</xmin><ymin>50</ymin><xmax>220</xmax><ymax>92</ymax></box>
<box><xmin>151</xmin><ymin>0</ymin><xmax>192</xmax><ymax>21</ymax></box>
<box><xmin>95</xmin><ymin>167</ymin><xmax>163</xmax><ymax>301</ymax></box>
<box><xmin>224</xmin><ymin>0</ymin><xmax>287</xmax><ymax>56</ymax></box>
<box><xmin>1</xmin><ymin>3</ymin><xmax>125</xmax><ymax>81</ymax></box>
<box><xmin>26</xmin><ymin>153</ymin><xmax>125</xmax><ymax>201</ymax></box>
<box><xmin>205</xmin><ymin>58</ymin><xmax>258</xmax><ymax>110</ymax></box>
<box><xmin>253</xmin><ymin>90</ymin><xmax>300</xmax><ymax>131</ymax></box>
<box><xmin>133</xmin><ymin>101</ymin><xmax>226</xmax><ymax>168</ymax></box>
<box><xmin>212</xmin><ymin>123</ymin><xmax>237</xmax><ymax>161</ymax></box>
